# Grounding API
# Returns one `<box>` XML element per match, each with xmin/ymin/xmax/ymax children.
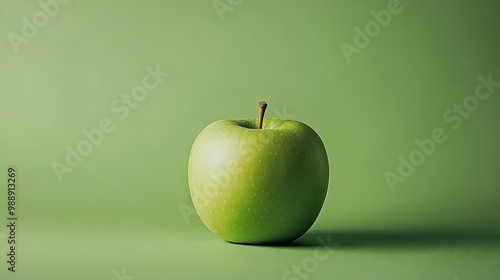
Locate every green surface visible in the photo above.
<box><xmin>1</xmin><ymin>0</ymin><xmax>500</xmax><ymax>279</ymax></box>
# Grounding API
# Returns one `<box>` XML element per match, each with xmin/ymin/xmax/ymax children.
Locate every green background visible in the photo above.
<box><xmin>1</xmin><ymin>0</ymin><xmax>500</xmax><ymax>279</ymax></box>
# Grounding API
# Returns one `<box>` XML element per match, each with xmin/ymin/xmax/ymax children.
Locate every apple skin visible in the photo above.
<box><xmin>188</xmin><ymin>118</ymin><xmax>329</xmax><ymax>244</ymax></box>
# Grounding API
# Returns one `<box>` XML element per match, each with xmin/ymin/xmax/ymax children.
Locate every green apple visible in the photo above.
<box><xmin>188</xmin><ymin>102</ymin><xmax>329</xmax><ymax>244</ymax></box>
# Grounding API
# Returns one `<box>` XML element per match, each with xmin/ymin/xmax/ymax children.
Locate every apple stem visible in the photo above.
<box><xmin>257</xmin><ymin>101</ymin><xmax>267</xmax><ymax>129</ymax></box>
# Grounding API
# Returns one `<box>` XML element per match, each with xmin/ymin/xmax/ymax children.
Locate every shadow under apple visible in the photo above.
<box><xmin>228</xmin><ymin>230</ymin><xmax>500</xmax><ymax>249</ymax></box>
<box><xmin>289</xmin><ymin>230</ymin><xmax>500</xmax><ymax>248</ymax></box>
